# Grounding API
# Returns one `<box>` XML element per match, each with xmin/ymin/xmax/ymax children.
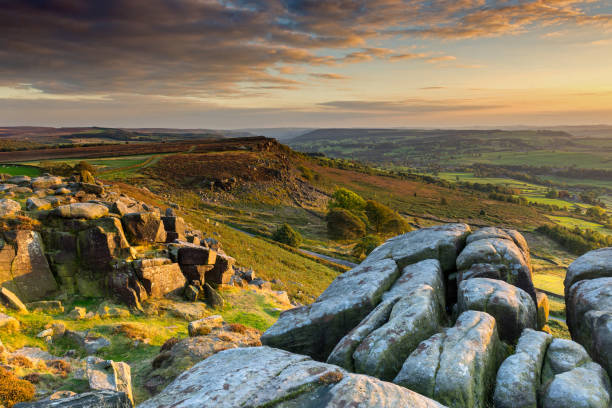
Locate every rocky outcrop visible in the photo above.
<box><xmin>456</xmin><ymin>228</ymin><xmax>537</xmax><ymax>303</ymax></box>
<box><xmin>262</xmin><ymin>224</ymin><xmax>470</xmax><ymax>361</ymax></box>
<box><xmin>133</xmin><ymin>258</ymin><xmax>186</xmax><ymax>298</ymax></box>
<box><xmin>139</xmin><ymin>346</ymin><xmax>446</xmax><ymax>408</ymax></box>
<box><xmin>0</xmin><ymin>230</ymin><xmax>58</xmax><ymax>302</ymax></box>
<box><xmin>493</xmin><ymin>329</ymin><xmax>552</xmax><ymax>408</ymax></box>
<box><xmin>161</xmin><ymin>216</ymin><xmax>185</xmax><ymax>242</ymax></box>
<box><xmin>328</xmin><ymin>259</ymin><xmax>446</xmax><ymax>380</ymax></box>
<box><xmin>393</xmin><ymin>311</ymin><xmax>505</xmax><ymax>408</ymax></box>
<box><xmin>564</xmin><ymin>247</ymin><xmax>612</xmax><ymax>378</ymax></box>
<box><xmin>457</xmin><ymin>278</ymin><xmax>536</xmax><ymax>343</ymax></box>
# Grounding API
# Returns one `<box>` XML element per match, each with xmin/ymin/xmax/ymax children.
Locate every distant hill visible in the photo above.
<box><xmin>233</xmin><ymin>128</ymin><xmax>315</xmax><ymax>141</ymax></box>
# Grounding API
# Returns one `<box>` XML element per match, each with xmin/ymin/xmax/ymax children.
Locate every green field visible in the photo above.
<box><xmin>448</xmin><ymin>150</ymin><xmax>612</xmax><ymax>170</ymax></box>
<box><xmin>0</xmin><ymin>164</ymin><xmax>41</xmax><ymax>177</ymax></box>
<box><xmin>547</xmin><ymin>215</ymin><xmax>612</xmax><ymax>235</ymax></box>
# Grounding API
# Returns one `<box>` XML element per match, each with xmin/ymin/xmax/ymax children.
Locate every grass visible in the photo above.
<box><xmin>532</xmin><ymin>271</ymin><xmax>565</xmax><ymax>297</ymax></box>
<box><xmin>0</xmin><ymin>164</ymin><xmax>41</xmax><ymax>177</ymax></box>
<box><xmin>547</xmin><ymin>319</ymin><xmax>571</xmax><ymax>339</ymax></box>
<box><xmin>450</xmin><ymin>150</ymin><xmax>612</xmax><ymax>170</ymax></box>
<box><xmin>218</xmin><ymin>287</ymin><xmax>283</xmax><ymax>331</ymax></box>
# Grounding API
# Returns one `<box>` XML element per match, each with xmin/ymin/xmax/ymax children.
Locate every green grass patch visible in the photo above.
<box><xmin>547</xmin><ymin>319</ymin><xmax>571</xmax><ymax>339</ymax></box>
<box><xmin>533</xmin><ymin>272</ymin><xmax>565</xmax><ymax>297</ymax></box>
<box><xmin>547</xmin><ymin>215</ymin><xmax>612</xmax><ymax>236</ymax></box>
<box><xmin>0</xmin><ymin>164</ymin><xmax>41</xmax><ymax>177</ymax></box>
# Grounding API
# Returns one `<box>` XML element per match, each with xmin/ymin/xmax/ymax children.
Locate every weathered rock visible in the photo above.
<box><xmin>77</xmin><ymin>217</ymin><xmax>131</xmax><ymax>277</ymax></box>
<box><xmin>7</xmin><ymin>175</ymin><xmax>31</xmax><ymax>185</ymax></box>
<box><xmin>122</xmin><ymin>212</ymin><xmax>166</xmax><ymax>245</ymax></box>
<box><xmin>203</xmin><ymin>283</ymin><xmax>224</xmax><ymax>308</ymax></box>
<box><xmin>377</xmin><ymin>223</ymin><xmax>471</xmax><ymax>271</ymax></box>
<box><xmin>31</xmin><ymin>176</ymin><xmax>63</xmax><ymax>190</ymax></box>
<box><xmin>0</xmin><ymin>198</ymin><xmax>21</xmax><ymax>217</ymax></box>
<box><xmin>187</xmin><ymin>315</ymin><xmax>224</xmax><ymax>336</ymax></box>
<box><xmin>0</xmin><ymin>230</ymin><xmax>58</xmax><ymax>302</ymax></box>
<box><xmin>542</xmin><ymin>362</ymin><xmax>611</xmax><ymax>408</ymax></box>
<box><xmin>542</xmin><ymin>338</ymin><xmax>591</xmax><ymax>384</ymax></box>
<box><xmin>86</xmin><ymin>356</ymin><xmax>133</xmax><ymax>405</ymax></box>
<box><xmin>80</xmin><ymin>182</ymin><xmax>105</xmax><ymax>195</ymax></box>
<box><xmin>55</xmin><ymin>187</ymin><xmax>71</xmax><ymax>195</ymax></box>
<box><xmin>206</xmin><ymin>253</ymin><xmax>234</xmax><ymax>285</ymax></box>
<box><xmin>261</xmin><ymin>258</ymin><xmax>399</xmax><ymax>360</ymax></box>
<box><xmin>0</xmin><ymin>286</ymin><xmax>28</xmax><ymax>312</ymax></box>
<box><xmin>26</xmin><ymin>197</ymin><xmax>52</xmax><ymax>211</ymax></box>
<box><xmin>456</xmin><ymin>236</ymin><xmax>536</xmax><ymax>303</ymax></box>
<box><xmin>111</xmin><ymin>200</ymin><xmax>129</xmax><ymax>216</ymax></box>
<box><xmin>180</xmin><ymin>264</ymin><xmax>213</xmax><ymax>283</ymax></box>
<box><xmin>139</xmin><ymin>346</ymin><xmax>446</xmax><ymax>408</ymax></box>
<box><xmin>394</xmin><ymin>311</ymin><xmax>505</xmax><ymax>408</ymax></box>
<box><xmin>0</xmin><ymin>312</ymin><xmax>19</xmax><ymax>332</ymax></box>
<box><xmin>68</xmin><ymin>307</ymin><xmax>87</xmax><ymax>320</ymax></box>
<box><xmin>331</xmin><ymin>259</ymin><xmax>446</xmax><ymax>380</ymax></box>
<box><xmin>161</xmin><ymin>216</ymin><xmax>185</xmax><ymax>242</ymax></box>
<box><xmin>26</xmin><ymin>300</ymin><xmax>64</xmax><ymax>313</ymax></box>
<box><xmin>177</xmin><ymin>243</ymin><xmax>216</xmax><ymax>265</ymax></box>
<box><xmin>564</xmin><ymin>247</ymin><xmax>612</xmax><ymax>294</ymax></box>
<box><xmin>493</xmin><ymin>329</ymin><xmax>552</xmax><ymax>408</ymax></box>
<box><xmin>184</xmin><ymin>284</ymin><xmax>199</xmax><ymax>301</ymax></box>
<box><xmin>53</xmin><ymin>203</ymin><xmax>109</xmax><ymax>219</ymax></box>
<box><xmin>134</xmin><ymin>259</ymin><xmax>186</xmax><ymax>298</ymax></box>
<box><xmin>12</xmin><ymin>390</ymin><xmax>132</xmax><ymax>408</ymax></box>
<box><xmin>457</xmin><ymin>278</ymin><xmax>536</xmax><ymax>343</ymax></box>
<box><xmin>536</xmin><ymin>291</ymin><xmax>550</xmax><ymax>330</ymax></box>
<box><xmin>565</xmin><ymin>275</ymin><xmax>612</xmax><ymax>377</ymax></box>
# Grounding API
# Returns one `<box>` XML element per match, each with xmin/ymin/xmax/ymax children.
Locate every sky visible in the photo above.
<box><xmin>1</xmin><ymin>0</ymin><xmax>612</xmax><ymax>129</ymax></box>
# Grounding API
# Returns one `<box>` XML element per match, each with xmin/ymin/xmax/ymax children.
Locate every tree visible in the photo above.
<box><xmin>272</xmin><ymin>223</ymin><xmax>302</xmax><ymax>247</ymax></box>
<box><xmin>365</xmin><ymin>200</ymin><xmax>410</xmax><ymax>235</ymax></box>
<box><xmin>352</xmin><ymin>235</ymin><xmax>382</xmax><ymax>259</ymax></box>
<box><xmin>326</xmin><ymin>208</ymin><xmax>366</xmax><ymax>240</ymax></box>
<box><xmin>586</xmin><ymin>206</ymin><xmax>606</xmax><ymax>220</ymax></box>
<box><xmin>328</xmin><ymin>188</ymin><xmax>366</xmax><ymax>213</ymax></box>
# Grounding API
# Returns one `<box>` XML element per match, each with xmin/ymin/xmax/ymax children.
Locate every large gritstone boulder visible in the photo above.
<box><xmin>262</xmin><ymin>224</ymin><xmax>470</xmax><ymax>362</ymax></box>
<box><xmin>493</xmin><ymin>329</ymin><xmax>552</xmax><ymax>408</ymax></box>
<box><xmin>86</xmin><ymin>356</ymin><xmax>133</xmax><ymax>405</ymax></box>
<box><xmin>31</xmin><ymin>175</ymin><xmax>62</xmax><ymax>190</ymax></box>
<box><xmin>564</xmin><ymin>247</ymin><xmax>612</xmax><ymax>293</ymax></box>
<box><xmin>0</xmin><ymin>230</ymin><xmax>58</xmax><ymax>302</ymax></box>
<box><xmin>328</xmin><ymin>259</ymin><xmax>446</xmax><ymax>380</ymax></box>
<box><xmin>12</xmin><ymin>390</ymin><xmax>132</xmax><ymax>408</ymax></box>
<box><xmin>133</xmin><ymin>258</ymin><xmax>186</xmax><ymax>298</ymax></box>
<box><xmin>565</xmin><ymin>247</ymin><xmax>612</xmax><ymax>378</ymax></box>
<box><xmin>541</xmin><ymin>362</ymin><xmax>611</xmax><ymax>408</ymax></box>
<box><xmin>122</xmin><ymin>212</ymin><xmax>166</xmax><ymax>245</ymax></box>
<box><xmin>138</xmin><ymin>346</ymin><xmax>446</xmax><ymax>408</ymax></box>
<box><xmin>457</xmin><ymin>278</ymin><xmax>536</xmax><ymax>343</ymax></box>
<box><xmin>393</xmin><ymin>311</ymin><xmax>505</xmax><ymax>408</ymax></box>
<box><xmin>261</xmin><ymin>258</ymin><xmax>400</xmax><ymax>361</ymax></box>
<box><xmin>161</xmin><ymin>216</ymin><xmax>185</xmax><ymax>242</ymax></box>
<box><xmin>370</xmin><ymin>223</ymin><xmax>471</xmax><ymax>271</ymax></box>
<box><xmin>53</xmin><ymin>203</ymin><xmax>109</xmax><ymax>220</ymax></box>
<box><xmin>456</xmin><ymin>229</ymin><xmax>536</xmax><ymax>304</ymax></box>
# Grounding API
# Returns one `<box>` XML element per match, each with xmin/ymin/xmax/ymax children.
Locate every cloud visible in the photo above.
<box><xmin>427</xmin><ymin>56</ymin><xmax>457</xmax><ymax>64</ymax></box>
<box><xmin>309</xmin><ymin>73</ymin><xmax>350</xmax><ymax>80</ymax></box>
<box><xmin>318</xmin><ymin>98</ymin><xmax>503</xmax><ymax>113</ymax></box>
<box><xmin>420</xmin><ymin>86</ymin><xmax>447</xmax><ymax>90</ymax></box>
<box><xmin>0</xmin><ymin>0</ymin><xmax>610</xmax><ymax>100</ymax></box>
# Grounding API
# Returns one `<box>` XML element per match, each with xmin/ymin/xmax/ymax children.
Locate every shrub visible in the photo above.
<box><xmin>0</xmin><ymin>368</ymin><xmax>35</xmax><ymax>407</ymax></box>
<box><xmin>328</xmin><ymin>188</ymin><xmax>366</xmax><ymax>213</ymax></box>
<box><xmin>46</xmin><ymin>359</ymin><xmax>71</xmax><ymax>378</ymax></box>
<box><xmin>326</xmin><ymin>208</ymin><xmax>366</xmax><ymax>240</ymax></box>
<box><xmin>365</xmin><ymin>200</ymin><xmax>410</xmax><ymax>235</ymax></box>
<box><xmin>272</xmin><ymin>223</ymin><xmax>303</xmax><ymax>247</ymax></box>
<box><xmin>160</xmin><ymin>337</ymin><xmax>180</xmax><ymax>353</ymax></box>
<box><xmin>228</xmin><ymin>323</ymin><xmax>248</xmax><ymax>334</ymax></box>
<box><xmin>8</xmin><ymin>356</ymin><xmax>33</xmax><ymax>369</ymax></box>
<box><xmin>352</xmin><ymin>235</ymin><xmax>382</xmax><ymax>259</ymax></box>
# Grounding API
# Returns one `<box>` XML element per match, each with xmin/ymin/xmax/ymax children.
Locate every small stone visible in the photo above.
<box><xmin>68</xmin><ymin>307</ymin><xmax>87</xmax><ymax>320</ymax></box>
<box><xmin>37</xmin><ymin>328</ymin><xmax>54</xmax><ymax>338</ymax></box>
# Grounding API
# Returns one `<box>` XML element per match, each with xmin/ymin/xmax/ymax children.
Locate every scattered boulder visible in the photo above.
<box><xmin>206</xmin><ymin>253</ymin><xmax>235</xmax><ymax>285</ymax></box>
<box><xmin>457</xmin><ymin>278</ymin><xmax>536</xmax><ymax>343</ymax></box>
<box><xmin>139</xmin><ymin>346</ymin><xmax>445</xmax><ymax>408</ymax></box>
<box><xmin>31</xmin><ymin>176</ymin><xmax>62</xmax><ymax>190</ymax></box>
<box><xmin>53</xmin><ymin>203</ymin><xmax>109</xmax><ymax>220</ymax></box>
<box><xmin>68</xmin><ymin>307</ymin><xmax>87</xmax><ymax>320</ymax></box>
<box><xmin>542</xmin><ymin>338</ymin><xmax>591</xmax><ymax>384</ymax></box>
<box><xmin>0</xmin><ymin>286</ymin><xmax>28</xmax><ymax>312</ymax></box>
<box><xmin>80</xmin><ymin>182</ymin><xmax>104</xmax><ymax>195</ymax></box>
<box><xmin>55</xmin><ymin>187</ymin><xmax>71</xmax><ymax>195</ymax></box>
<box><xmin>394</xmin><ymin>311</ymin><xmax>505</xmax><ymax>408</ymax></box>
<box><xmin>122</xmin><ymin>212</ymin><xmax>166</xmax><ymax>245</ymax></box>
<box><xmin>188</xmin><ymin>315</ymin><xmax>224</xmax><ymax>336</ymax></box>
<box><xmin>86</xmin><ymin>356</ymin><xmax>133</xmax><ymax>405</ymax></box>
<box><xmin>7</xmin><ymin>175</ymin><xmax>31</xmax><ymax>185</ymax></box>
<box><xmin>25</xmin><ymin>197</ymin><xmax>52</xmax><ymax>211</ymax></box>
<box><xmin>12</xmin><ymin>390</ymin><xmax>132</xmax><ymax>408</ymax></box>
<box><xmin>177</xmin><ymin>244</ymin><xmax>216</xmax><ymax>266</ymax></box>
<box><xmin>493</xmin><ymin>329</ymin><xmax>552</xmax><ymax>408</ymax></box>
<box><xmin>0</xmin><ymin>198</ymin><xmax>21</xmax><ymax>217</ymax></box>
<box><xmin>203</xmin><ymin>283</ymin><xmax>224</xmax><ymax>308</ymax></box>
<box><xmin>161</xmin><ymin>216</ymin><xmax>186</xmax><ymax>242</ymax></box>
<box><xmin>0</xmin><ymin>312</ymin><xmax>19</xmax><ymax>332</ymax></box>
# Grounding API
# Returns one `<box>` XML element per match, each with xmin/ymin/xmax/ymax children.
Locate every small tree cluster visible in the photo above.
<box><xmin>272</xmin><ymin>223</ymin><xmax>303</xmax><ymax>247</ymax></box>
